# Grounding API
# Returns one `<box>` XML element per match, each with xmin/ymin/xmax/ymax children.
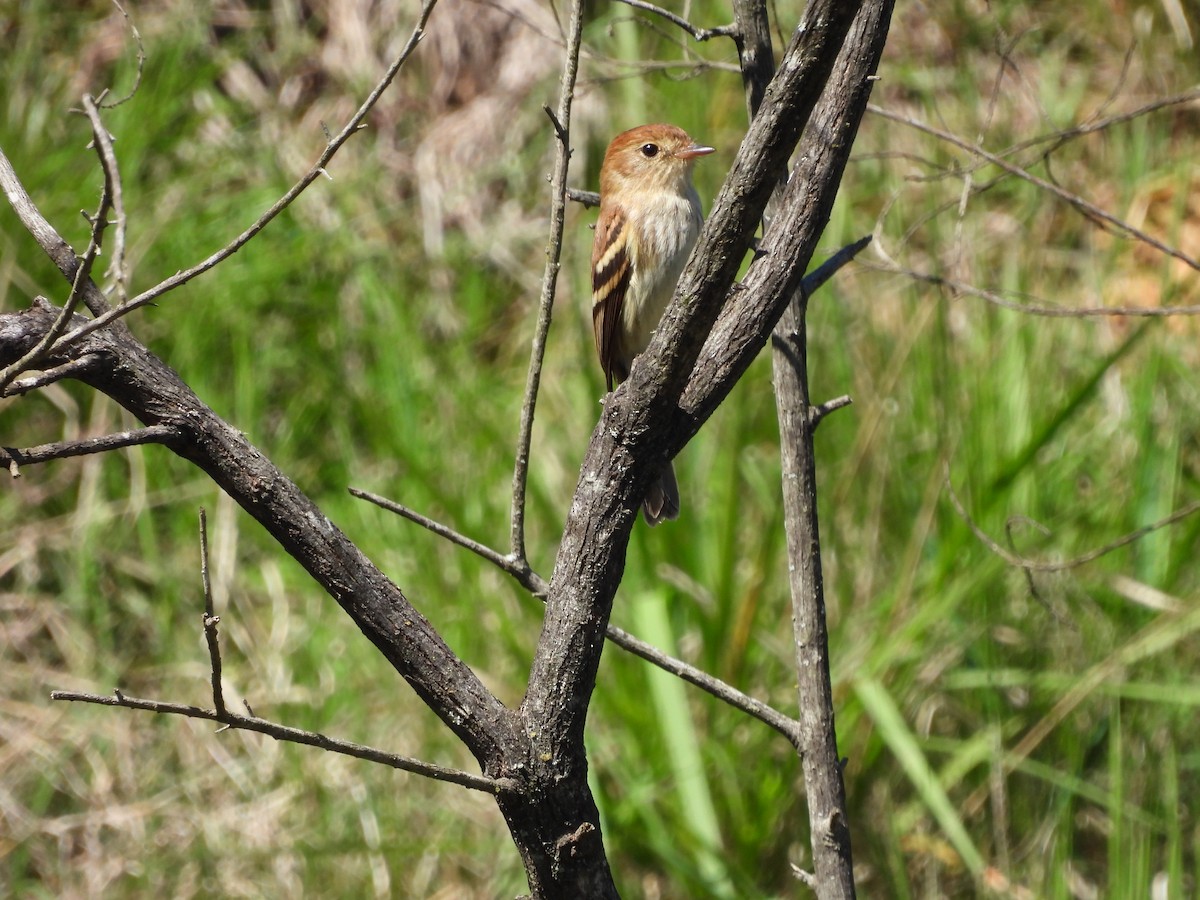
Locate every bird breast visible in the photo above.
<box><xmin>621</xmin><ymin>186</ymin><xmax>703</xmax><ymax>356</ymax></box>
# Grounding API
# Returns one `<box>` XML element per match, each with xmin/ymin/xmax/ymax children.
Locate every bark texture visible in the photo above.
<box><xmin>0</xmin><ymin>0</ymin><xmax>895</xmax><ymax>894</ymax></box>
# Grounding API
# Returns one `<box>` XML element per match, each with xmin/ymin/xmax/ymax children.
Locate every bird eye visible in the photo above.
<box><xmin>639</xmin><ymin>143</ymin><xmax>659</xmax><ymax>158</ymax></box>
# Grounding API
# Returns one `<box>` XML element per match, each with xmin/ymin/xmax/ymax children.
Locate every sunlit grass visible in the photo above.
<box><xmin>3</xmin><ymin>0</ymin><xmax>1199</xmax><ymax>896</ymax></box>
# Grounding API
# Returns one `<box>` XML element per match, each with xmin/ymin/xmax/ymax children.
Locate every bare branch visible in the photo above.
<box><xmin>611</xmin><ymin>0</ymin><xmax>737</xmax><ymax>41</ymax></box>
<box><xmin>802</xmin><ymin>234</ymin><xmax>872</xmax><ymax>295</ymax></box>
<box><xmin>945</xmin><ymin>470</ymin><xmax>1200</xmax><ymax>573</ymax></box>
<box><xmin>582</xmin><ymin>55</ymin><xmax>741</xmax><ymax>82</ymax></box>
<box><xmin>42</xmin><ymin>0</ymin><xmax>441</xmax><ymax>352</ymax></box>
<box><xmin>349</xmin><ymin>487</ymin><xmax>547</xmax><ymax>596</ymax></box>
<box><xmin>603</xmin><ymin>623</ymin><xmax>801</xmax><ymax>742</ymax></box>
<box><xmin>0</xmin><ymin>166</ymin><xmax>108</xmax><ymax>392</ymax></box>
<box><xmin>508</xmin><ymin>9</ymin><xmax>587</xmax><ymax>565</ymax></box>
<box><xmin>99</xmin><ymin>0</ymin><xmax>146</xmax><ymax>110</ymax></box>
<box><xmin>523</xmin><ymin>0</ymin><xmax>881</xmax><ymax>793</ymax></box>
<box><xmin>198</xmin><ymin>508</ymin><xmax>226</xmax><ymax>717</ymax></box>
<box><xmin>567</xmin><ymin>187</ymin><xmax>599</xmax><ymax>208</ymax></box>
<box><xmin>350</xmin><ymin>487</ymin><xmax>801</xmax><ymax>740</ymax></box>
<box><xmin>50</xmin><ymin>689</ymin><xmax>513</xmax><ymax>795</ymax></box>
<box><xmin>2</xmin><ymin>273</ymin><xmax>516</xmax><ymax>772</ymax></box>
<box><xmin>868</xmin><ymin>103</ymin><xmax>1200</xmax><ymax>273</ymax></box>
<box><xmin>1005</xmin><ymin>88</ymin><xmax>1200</xmax><ymax>163</ymax></box>
<box><xmin>1</xmin><ymin>353</ymin><xmax>102</xmax><ymax>397</ymax></box>
<box><xmin>1</xmin><ymin>424</ymin><xmax>180</xmax><ymax>475</ymax></box>
<box><xmin>81</xmin><ymin>92</ymin><xmax>129</xmax><ymax>301</ymax></box>
<box><xmin>866</xmin><ymin>260</ymin><xmax>1200</xmax><ymax>318</ymax></box>
<box><xmin>747</xmin><ymin>2</ymin><xmax>889</xmax><ymax>896</ymax></box>
<box><xmin>809</xmin><ymin>395</ymin><xmax>853</xmax><ymax>429</ymax></box>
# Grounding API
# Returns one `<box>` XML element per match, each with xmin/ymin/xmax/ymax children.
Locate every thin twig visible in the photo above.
<box><xmin>611</xmin><ymin>0</ymin><xmax>738</xmax><ymax>41</ymax></box>
<box><xmin>868</xmin><ymin>103</ymin><xmax>1200</xmax><ymax>273</ymax></box>
<box><xmin>809</xmin><ymin>395</ymin><xmax>852</xmax><ymax>429</ymax></box>
<box><xmin>0</xmin><ymin>162</ymin><xmax>110</xmax><ymax>391</ymax></box>
<box><xmin>199</xmin><ymin>508</ymin><xmax>226</xmax><ymax>717</ymax></box>
<box><xmin>508</xmin><ymin>1</ymin><xmax>586</xmax><ymax>564</ymax></box>
<box><xmin>603</xmin><ymin>623</ymin><xmax>801</xmax><ymax>742</ymax></box>
<box><xmin>875</xmin><ymin>89</ymin><xmax>1200</xmax><ymax>196</ymax></box>
<box><xmin>46</xmin><ymin>0</ymin><xmax>441</xmax><ymax>353</ymax></box>
<box><xmin>568</xmin><ymin>187</ymin><xmax>600</xmax><ymax>208</ymax></box>
<box><xmin>867</xmin><ymin>260</ymin><xmax>1200</xmax><ymax>318</ymax></box>
<box><xmin>0</xmin><ymin>425</ymin><xmax>180</xmax><ymax>475</ymax></box>
<box><xmin>790</xmin><ymin>864</ymin><xmax>818</xmax><ymax>887</ymax></box>
<box><xmin>945</xmin><ymin>468</ymin><xmax>1200</xmax><ymax>572</ymax></box>
<box><xmin>50</xmin><ymin>689</ymin><xmax>513</xmax><ymax>795</ymax></box>
<box><xmin>801</xmin><ymin>234</ymin><xmax>871</xmax><ymax>295</ymax></box>
<box><xmin>81</xmin><ymin>93</ymin><xmax>128</xmax><ymax>301</ymax></box>
<box><xmin>349</xmin><ymin>487</ymin><xmax>802</xmax><ymax>742</ymax></box>
<box><xmin>1005</xmin><ymin>88</ymin><xmax>1200</xmax><ymax>163</ymax></box>
<box><xmin>349</xmin><ymin>487</ymin><xmax>547</xmax><ymax>596</ymax></box>
<box><xmin>0</xmin><ymin>152</ymin><xmax>114</xmax><ymax>321</ymax></box>
<box><xmin>100</xmin><ymin>0</ymin><xmax>146</xmax><ymax>110</ymax></box>
<box><xmin>1005</xmin><ymin>515</ymin><xmax>1052</xmax><ymax>614</ymax></box>
<box><xmin>2</xmin><ymin>354</ymin><xmax>102</xmax><ymax>397</ymax></box>
<box><xmin>584</xmin><ymin>55</ymin><xmax>741</xmax><ymax>82</ymax></box>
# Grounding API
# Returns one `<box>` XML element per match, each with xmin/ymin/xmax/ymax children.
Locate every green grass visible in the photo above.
<box><xmin>3</xmin><ymin>0</ymin><xmax>1200</xmax><ymax>897</ymax></box>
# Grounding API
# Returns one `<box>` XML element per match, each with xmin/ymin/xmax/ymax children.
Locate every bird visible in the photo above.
<box><xmin>590</xmin><ymin>123</ymin><xmax>714</xmax><ymax>525</ymax></box>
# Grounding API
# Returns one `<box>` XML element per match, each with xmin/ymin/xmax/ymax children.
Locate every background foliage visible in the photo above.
<box><xmin>2</xmin><ymin>0</ymin><xmax>1199</xmax><ymax>897</ymax></box>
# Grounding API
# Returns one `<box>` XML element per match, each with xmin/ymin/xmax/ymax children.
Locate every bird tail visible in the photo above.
<box><xmin>643</xmin><ymin>460</ymin><xmax>680</xmax><ymax>526</ymax></box>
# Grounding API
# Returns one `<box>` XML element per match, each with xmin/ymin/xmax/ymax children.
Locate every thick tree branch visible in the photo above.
<box><xmin>350</xmin><ymin>485</ymin><xmax>804</xmax><ymax>741</ymax></box>
<box><xmin>0</xmin><ymin>6</ymin><xmax>520</xmax><ymax>772</ymax></box>
<box><xmin>0</xmin><ymin>265</ymin><xmax>519</xmax><ymax>778</ymax></box>
<box><xmin>521</xmin><ymin>0</ymin><xmax>872</xmax><ymax>783</ymax></box>
<box><xmin>2</xmin><ymin>2</ymin><xmax>896</xmax><ymax>895</ymax></box>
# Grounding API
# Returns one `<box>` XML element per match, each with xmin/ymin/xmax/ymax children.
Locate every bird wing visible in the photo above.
<box><xmin>591</xmin><ymin>204</ymin><xmax>632</xmax><ymax>391</ymax></box>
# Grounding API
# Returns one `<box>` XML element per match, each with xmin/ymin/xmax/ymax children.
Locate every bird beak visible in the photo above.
<box><xmin>676</xmin><ymin>142</ymin><xmax>715</xmax><ymax>160</ymax></box>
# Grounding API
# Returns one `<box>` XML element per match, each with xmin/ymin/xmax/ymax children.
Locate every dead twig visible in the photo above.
<box><xmin>508</xmin><ymin>7</ymin><xmax>587</xmax><ymax>565</ymax></box>
<box><xmin>1</xmin><ymin>354</ymin><xmax>102</xmax><ymax>397</ymax></box>
<box><xmin>43</xmin><ymin>0</ymin><xmax>441</xmax><ymax>353</ymax></box>
<box><xmin>50</xmin><ymin>689</ymin><xmax>513</xmax><ymax>795</ymax></box>
<box><xmin>869</xmin><ymin>103</ymin><xmax>1200</xmax><ymax>273</ymax></box>
<box><xmin>1</xmin><ymin>424</ymin><xmax>180</xmax><ymax>476</ymax></box>
<box><xmin>867</xmin><ymin>261</ymin><xmax>1200</xmax><ymax>318</ymax></box>
<box><xmin>349</xmin><ymin>485</ymin><xmax>803</xmax><ymax>742</ymax></box>
<box><xmin>945</xmin><ymin>467</ymin><xmax>1200</xmax><ymax>573</ymax></box>
<box><xmin>81</xmin><ymin>92</ymin><xmax>129</xmax><ymax>301</ymax></box>
<box><xmin>198</xmin><ymin>509</ymin><xmax>226</xmax><ymax>717</ymax></box>
<box><xmin>611</xmin><ymin>0</ymin><xmax>737</xmax><ymax>41</ymax></box>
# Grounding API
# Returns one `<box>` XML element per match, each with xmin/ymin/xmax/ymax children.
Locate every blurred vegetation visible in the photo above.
<box><xmin>3</xmin><ymin>0</ymin><xmax>1200</xmax><ymax>897</ymax></box>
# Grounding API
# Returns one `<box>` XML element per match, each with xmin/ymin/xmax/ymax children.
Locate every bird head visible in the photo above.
<box><xmin>599</xmin><ymin>123</ymin><xmax>714</xmax><ymax>197</ymax></box>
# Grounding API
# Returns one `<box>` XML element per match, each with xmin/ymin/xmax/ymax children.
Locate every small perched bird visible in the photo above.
<box><xmin>591</xmin><ymin>123</ymin><xmax>714</xmax><ymax>525</ymax></box>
